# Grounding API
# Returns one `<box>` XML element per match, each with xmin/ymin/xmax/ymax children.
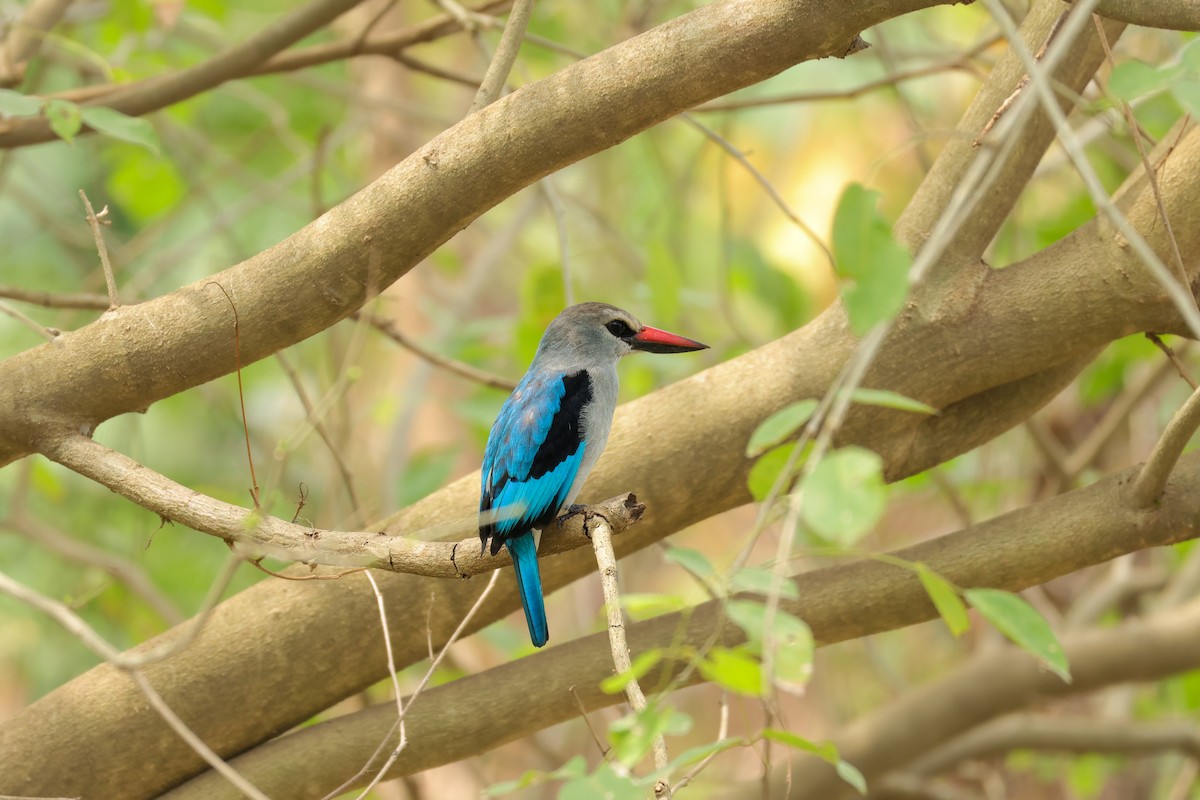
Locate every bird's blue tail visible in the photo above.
<box><xmin>505</xmin><ymin>534</ymin><xmax>548</xmax><ymax>647</ymax></box>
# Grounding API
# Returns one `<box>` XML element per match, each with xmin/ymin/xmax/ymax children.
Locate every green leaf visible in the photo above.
<box><xmin>748</xmin><ymin>443</ymin><xmax>800</xmax><ymax>502</ymax></box>
<box><xmin>608</xmin><ymin>706</ymin><xmax>692</xmax><ymax>766</ymax></box>
<box><xmin>800</xmin><ymin>446</ymin><xmax>887</xmax><ymax>545</ymax></box>
<box><xmin>621</xmin><ymin>592</ymin><xmax>687</xmax><ymax>619</ymax></box>
<box><xmin>965</xmin><ymin>588</ymin><xmax>1070</xmax><ymax>682</ymax></box>
<box><xmin>1108</xmin><ymin>60</ymin><xmax>1179</xmax><ymax>101</ymax></box>
<box><xmin>729</xmin><ymin>567</ymin><xmax>799</xmax><ymax>600</ymax></box>
<box><xmin>668</xmin><ymin>737</ymin><xmax>746</xmax><ymax>770</ymax></box>
<box><xmin>847</xmin><ymin>388</ymin><xmax>937</xmax><ymax>416</ymax></box>
<box><xmin>44</xmin><ymin>99</ymin><xmax>81</xmax><ymax>143</ymax></box>
<box><xmin>773</xmin><ymin>624</ymin><xmax>815</xmax><ymax>694</ymax></box>
<box><xmin>1183</xmin><ymin>38</ymin><xmax>1200</xmax><ymax>72</ymax></box>
<box><xmin>831</xmin><ymin>183</ymin><xmax>911</xmax><ymax>335</ymax></box>
<box><xmin>600</xmin><ymin>649</ymin><xmax>663</xmax><ymax>694</ymax></box>
<box><xmin>0</xmin><ymin>88</ymin><xmax>42</xmax><ymax>117</ymax></box>
<box><xmin>80</xmin><ymin>106</ymin><xmax>161</xmax><ymax>155</ymax></box>
<box><xmin>559</xmin><ymin>763</ymin><xmax>642</xmax><ymax>800</ymax></box>
<box><xmin>724</xmin><ymin>602</ymin><xmax>814</xmax><ymax>691</ymax></box>
<box><xmin>1171</xmin><ymin>79</ymin><xmax>1200</xmax><ymax>119</ymax></box>
<box><xmin>663</xmin><ymin>546</ymin><xmax>715</xmax><ymax>580</ymax></box>
<box><xmin>764</xmin><ymin>730</ymin><xmax>866</xmax><ymax>794</ymax></box>
<box><xmin>916</xmin><ymin>564</ymin><xmax>969</xmax><ymax>636</ymax></box>
<box><xmin>746</xmin><ymin>400</ymin><xmax>818</xmax><ymax>457</ymax></box>
<box><xmin>698</xmin><ymin>647</ymin><xmax>766</xmax><ymax>697</ymax></box>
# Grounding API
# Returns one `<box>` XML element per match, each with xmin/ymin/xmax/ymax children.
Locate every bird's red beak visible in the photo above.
<box><xmin>629</xmin><ymin>325</ymin><xmax>709</xmax><ymax>354</ymax></box>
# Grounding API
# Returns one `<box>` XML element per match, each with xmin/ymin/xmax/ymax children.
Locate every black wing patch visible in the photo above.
<box><xmin>527</xmin><ymin>371</ymin><xmax>592</xmax><ymax>481</ymax></box>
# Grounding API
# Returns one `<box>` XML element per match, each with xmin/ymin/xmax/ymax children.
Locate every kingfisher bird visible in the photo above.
<box><xmin>480</xmin><ymin>302</ymin><xmax>708</xmax><ymax>647</ymax></box>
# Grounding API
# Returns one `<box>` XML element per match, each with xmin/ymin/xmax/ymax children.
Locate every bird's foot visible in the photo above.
<box><xmin>557</xmin><ymin>504</ymin><xmax>595</xmax><ymax>538</ymax></box>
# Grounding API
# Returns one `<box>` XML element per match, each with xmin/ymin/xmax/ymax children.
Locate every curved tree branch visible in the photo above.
<box><xmin>39</xmin><ymin>433</ymin><xmax>642</xmax><ymax>577</ymax></box>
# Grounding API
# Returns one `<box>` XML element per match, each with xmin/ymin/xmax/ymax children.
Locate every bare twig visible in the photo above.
<box><xmin>78</xmin><ymin>190</ymin><xmax>119</xmax><ymax>309</ymax></box>
<box><xmin>206</xmin><ymin>282</ymin><xmax>260</xmax><ymax>507</ymax></box>
<box><xmin>0</xmin><ymin>284</ymin><xmax>111</xmax><ymax>309</ymax></box>
<box><xmin>0</xmin><ymin>568</ymin><xmax>270</xmax><ymax>800</ymax></box>
<box><xmin>325</xmin><ymin>569</ymin><xmax>503</xmax><ymax>799</ymax></box>
<box><xmin>590</xmin><ymin>510</ymin><xmax>672</xmax><ymax>796</ymax></box>
<box><xmin>356</xmin><ymin>311</ymin><xmax>517</xmax><ymax>390</ymax></box>
<box><xmin>696</xmin><ymin>47</ymin><xmax>994</xmax><ymax>111</ymax></box>
<box><xmin>274</xmin><ymin>350</ymin><xmax>363</xmax><ymax>519</ymax></box>
<box><xmin>2</xmin><ymin>514</ymin><xmax>185</xmax><ymax>625</ymax></box>
<box><xmin>468</xmin><ymin>0</ymin><xmax>534</xmax><ymax>113</ymax></box>
<box><xmin>0</xmin><ymin>299</ymin><xmax>58</xmax><ymax>340</ymax></box>
<box><xmin>681</xmin><ymin>113</ymin><xmax>835</xmax><ymax>274</ymax></box>
<box><xmin>1146</xmin><ymin>333</ymin><xmax>1197</xmax><ymax>390</ymax></box>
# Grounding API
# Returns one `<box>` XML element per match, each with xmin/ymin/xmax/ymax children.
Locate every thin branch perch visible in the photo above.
<box><xmin>39</xmin><ymin>431</ymin><xmax>643</xmax><ymax>577</ymax></box>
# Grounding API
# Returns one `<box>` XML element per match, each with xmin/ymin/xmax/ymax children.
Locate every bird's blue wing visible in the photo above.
<box><xmin>481</xmin><ymin>370</ymin><xmax>593</xmax><ymax>550</ymax></box>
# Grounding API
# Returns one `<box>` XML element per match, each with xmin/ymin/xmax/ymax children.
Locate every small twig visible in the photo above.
<box><xmin>0</xmin><ymin>568</ymin><xmax>270</xmax><ymax>800</ymax></box>
<box><xmin>539</xmin><ymin>177</ymin><xmax>573</xmax><ymax>305</ymax></box>
<box><xmin>681</xmin><ymin>113</ymin><xmax>835</xmax><ymax>275</ymax></box>
<box><xmin>695</xmin><ymin>47</ymin><xmax>994</xmax><ymax>112</ymax></box>
<box><xmin>468</xmin><ymin>0</ymin><xmax>534</xmax><ymax>113</ymax></box>
<box><xmin>674</xmin><ymin>694</ymin><xmax>731</xmax><ymax>791</ymax></box>
<box><xmin>206</xmin><ymin>281</ymin><xmax>261</xmax><ymax>507</ymax></box>
<box><xmin>975</xmin><ymin>10</ymin><xmax>1069</xmax><ymax>146</ymax></box>
<box><xmin>0</xmin><ymin>284</ymin><xmax>110</xmax><ymax>309</ymax></box>
<box><xmin>570</xmin><ymin>685</ymin><xmax>610</xmax><ymax>756</ymax></box>
<box><xmin>1128</xmin><ymin>382</ymin><xmax>1200</xmax><ymax>509</ymax></box>
<box><xmin>2</xmin><ymin>514</ymin><xmax>186</xmax><ymax>625</ymax></box>
<box><xmin>78</xmin><ymin>190</ymin><xmax>120</xmax><ymax>309</ymax></box>
<box><xmin>1093</xmin><ymin>20</ymin><xmax>1189</xmax><ymax>290</ymax></box>
<box><xmin>1147</xmin><ymin>333</ymin><xmax>1198</xmax><ymax>390</ymax></box>
<box><xmin>274</xmin><ymin>350</ymin><xmax>363</xmax><ymax>520</ymax></box>
<box><xmin>0</xmin><ymin>298</ymin><xmax>58</xmax><ymax>341</ymax></box>
<box><xmin>590</xmin><ymin>511</ymin><xmax>672</xmax><ymax>795</ymax></box>
<box><xmin>356</xmin><ymin>311</ymin><xmax>517</xmax><ymax>390</ymax></box>
<box><xmin>326</xmin><ymin>568</ymin><xmax>503</xmax><ymax>800</ymax></box>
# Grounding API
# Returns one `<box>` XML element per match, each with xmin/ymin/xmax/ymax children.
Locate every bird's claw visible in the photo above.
<box><xmin>557</xmin><ymin>504</ymin><xmax>594</xmax><ymax>538</ymax></box>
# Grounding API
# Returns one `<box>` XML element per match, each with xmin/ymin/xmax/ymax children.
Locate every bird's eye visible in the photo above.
<box><xmin>606</xmin><ymin>319</ymin><xmax>631</xmax><ymax>338</ymax></box>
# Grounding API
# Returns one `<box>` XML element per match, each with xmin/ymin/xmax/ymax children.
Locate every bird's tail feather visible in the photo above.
<box><xmin>505</xmin><ymin>534</ymin><xmax>549</xmax><ymax>647</ymax></box>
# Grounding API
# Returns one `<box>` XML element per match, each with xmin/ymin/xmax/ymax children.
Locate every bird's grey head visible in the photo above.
<box><xmin>533</xmin><ymin>302</ymin><xmax>708</xmax><ymax>371</ymax></box>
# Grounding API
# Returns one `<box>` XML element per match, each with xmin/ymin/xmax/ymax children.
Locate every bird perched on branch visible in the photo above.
<box><xmin>480</xmin><ymin>302</ymin><xmax>708</xmax><ymax>647</ymax></box>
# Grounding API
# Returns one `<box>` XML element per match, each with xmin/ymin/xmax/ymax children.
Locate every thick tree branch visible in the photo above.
<box><xmin>38</xmin><ymin>433</ymin><xmax>642</xmax><ymax>577</ymax></box>
<box><xmin>1085</xmin><ymin>0</ymin><xmax>1200</xmax><ymax>31</ymax></box>
<box><xmin>790</xmin><ymin>596</ymin><xmax>1200</xmax><ymax>798</ymax></box>
<box><xmin>162</xmin><ymin>453</ymin><xmax>1200</xmax><ymax>798</ymax></box>
<box><xmin>1128</xmin><ymin>383</ymin><xmax>1200</xmax><ymax>508</ymax></box>
<box><xmin>909</xmin><ymin>715</ymin><xmax>1200</xmax><ymax>776</ymax></box>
